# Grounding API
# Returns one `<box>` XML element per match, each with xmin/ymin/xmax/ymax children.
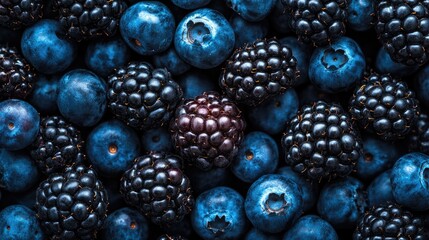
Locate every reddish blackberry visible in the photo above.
<box><xmin>0</xmin><ymin>0</ymin><xmax>43</xmax><ymax>29</ymax></box>
<box><xmin>353</xmin><ymin>204</ymin><xmax>425</xmax><ymax>239</ymax></box>
<box><xmin>281</xmin><ymin>101</ymin><xmax>362</xmax><ymax>180</ymax></box>
<box><xmin>376</xmin><ymin>0</ymin><xmax>429</xmax><ymax>66</ymax></box>
<box><xmin>120</xmin><ymin>153</ymin><xmax>194</xmax><ymax>226</ymax></box>
<box><xmin>55</xmin><ymin>0</ymin><xmax>126</xmax><ymax>41</ymax></box>
<box><xmin>408</xmin><ymin>113</ymin><xmax>429</xmax><ymax>154</ymax></box>
<box><xmin>0</xmin><ymin>46</ymin><xmax>35</xmax><ymax>100</ymax></box>
<box><xmin>219</xmin><ymin>38</ymin><xmax>298</xmax><ymax>106</ymax></box>
<box><xmin>170</xmin><ymin>92</ymin><xmax>246</xmax><ymax>170</ymax></box>
<box><xmin>108</xmin><ymin>62</ymin><xmax>183</xmax><ymax>130</ymax></box>
<box><xmin>30</xmin><ymin>116</ymin><xmax>85</xmax><ymax>175</ymax></box>
<box><xmin>349</xmin><ymin>72</ymin><xmax>420</xmax><ymax>141</ymax></box>
<box><xmin>281</xmin><ymin>0</ymin><xmax>348</xmax><ymax>47</ymax></box>
<box><xmin>36</xmin><ymin>165</ymin><xmax>109</xmax><ymax>240</ymax></box>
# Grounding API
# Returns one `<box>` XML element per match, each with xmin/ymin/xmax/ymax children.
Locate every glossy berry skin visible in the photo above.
<box><xmin>120</xmin><ymin>1</ymin><xmax>175</xmax><ymax>55</ymax></box>
<box><xmin>230</xmin><ymin>14</ymin><xmax>268</xmax><ymax>48</ymax></box>
<box><xmin>408</xmin><ymin>113</ymin><xmax>429</xmax><ymax>154</ymax></box>
<box><xmin>186</xmin><ymin>166</ymin><xmax>231</xmax><ymax>194</ymax></box>
<box><xmin>245</xmin><ymin>174</ymin><xmax>303</xmax><ymax>233</ymax></box>
<box><xmin>29</xmin><ymin>74</ymin><xmax>59</xmax><ymax>114</ymax></box>
<box><xmin>391</xmin><ymin>152</ymin><xmax>429</xmax><ymax>211</ymax></box>
<box><xmin>245</xmin><ymin>228</ymin><xmax>280</xmax><ymax>240</ymax></box>
<box><xmin>226</xmin><ymin>0</ymin><xmax>276</xmax><ymax>22</ymax></box>
<box><xmin>347</xmin><ymin>0</ymin><xmax>375</xmax><ymax>31</ymax></box>
<box><xmin>282</xmin><ymin>215</ymin><xmax>338</xmax><ymax>240</ymax></box>
<box><xmin>191</xmin><ymin>187</ymin><xmax>246</xmax><ymax>240</ymax></box>
<box><xmin>178</xmin><ymin>70</ymin><xmax>217</xmax><ymax>99</ymax></box>
<box><xmin>141</xmin><ymin>127</ymin><xmax>173</xmax><ymax>152</ymax></box>
<box><xmin>85</xmin><ymin>37</ymin><xmax>131</xmax><ymax>78</ymax></box>
<box><xmin>279</xmin><ymin>37</ymin><xmax>312</xmax><ymax>85</ymax></box>
<box><xmin>231</xmin><ymin>131</ymin><xmax>278</xmax><ymax>183</ymax></box>
<box><xmin>174</xmin><ymin>8</ymin><xmax>235</xmax><ymax>69</ymax></box>
<box><xmin>0</xmin><ymin>99</ymin><xmax>40</xmax><ymax>150</ymax></box>
<box><xmin>0</xmin><ymin>0</ymin><xmax>43</xmax><ymax>30</ymax></box>
<box><xmin>415</xmin><ymin>64</ymin><xmax>429</xmax><ymax>107</ymax></box>
<box><xmin>0</xmin><ymin>205</ymin><xmax>45</xmax><ymax>240</ymax></box>
<box><xmin>87</xmin><ymin>120</ymin><xmax>141</xmax><ymax>176</ymax></box>
<box><xmin>21</xmin><ymin>19</ymin><xmax>77</xmax><ymax>74</ymax></box>
<box><xmin>0</xmin><ymin>149</ymin><xmax>39</xmax><ymax>193</ymax></box>
<box><xmin>367</xmin><ymin>170</ymin><xmax>395</xmax><ymax>207</ymax></box>
<box><xmin>317</xmin><ymin>177</ymin><xmax>366</xmax><ymax>228</ymax></box>
<box><xmin>247</xmin><ymin>88</ymin><xmax>299</xmax><ymax>135</ymax></box>
<box><xmin>100</xmin><ymin>207</ymin><xmax>149</xmax><ymax>240</ymax></box>
<box><xmin>309</xmin><ymin>37</ymin><xmax>365</xmax><ymax>93</ymax></box>
<box><xmin>171</xmin><ymin>0</ymin><xmax>211</xmax><ymax>9</ymax></box>
<box><xmin>375</xmin><ymin>46</ymin><xmax>419</xmax><ymax>78</ymax></box>
<box><xmin>153</xmin><ymin>47</ymin><xmax>191</xmax><ymax>76</ymax></box>
<box><xmin>57</xmin><ymin>69</ymin><xmax>107</xmax><ymax>127</ymax></box>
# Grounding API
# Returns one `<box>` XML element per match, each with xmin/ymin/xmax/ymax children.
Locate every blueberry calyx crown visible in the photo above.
<box><xmin>264</xmin><ymin>193</ymin><xmax>289</xmax><ymax>215</ymax></box>
<box><xmin>206</xmin><ymin>215</ymin><xmax>231</xmax><ymax>236</ymax></box>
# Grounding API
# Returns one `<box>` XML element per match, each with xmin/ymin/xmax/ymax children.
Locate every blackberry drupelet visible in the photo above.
<box><xmin>31</xmin><ymin>116</ymin><xmax>85</xmax><ymax>174</ymax></box>
<box><xmin>282</xmin><ymin>0</ymin><xmax>348</xmax><ymax>47</ymax></box>
<box><xmin>55</xmin><ymin>0</ymin><xmax>126</xmax><ymax>41</ymax></box>
<box><xmin>375</xmin><ymin>0</ymin><xmax>429</xmax><ymax>66</ymax></box>
<box><xmin>120</xmin><ymin>153</ymin><xmax>194</xmax><ymax>226</ymax></box>
<box><xmin>108</xmin><ymin>62</ymin><xmax>183</xmax><ymax>130</ymax></box>
<box><xmin>353</xmin><ymin>204</ymin><xmax>425</xmax><ymax>240</ymax></box>
<box><xmin>0</xmin><ymin>0</ymin><xmax>43</xmax><ymax>29</ymax></box>
<box><xmin>349</xmin><ymin>72</ymin><xmax>420</xmax><ymax>141</ymax></box>
<box><xmin>170</xmin><ymin>92</ymin><xmax>246</xmax><ymax>170</ymax></box>
<box><xmin>0</xmin><ymin>46</ymin><xmax>35</xmax><ymax>100</ymax></box>
<box><xmin>281</xmin><ymin>101</ymin><xmax>362</xmax><ymax>180</ymax></box>
<box><xmin>408</xmin><ymin>113</ymin><xmax>429</xmax><ymax>154</ymax></box>
<box><xmin>35</xmin><ymin>165</ymin><xmax>109</xmax><ymax>240</ymax></box>
<box><xmin>219</xmin><ymin>38</ymin><xmax>298</xmax><ymax>106</ymax></box>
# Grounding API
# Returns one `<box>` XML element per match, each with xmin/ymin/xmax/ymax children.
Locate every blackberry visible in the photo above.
<box><xmin>170</xmin><ymin>92</ymin><xmax>246</xmax><ymax>170</ymax></box>
<box><xmin>353</xmin><ymin>204</ymin><xmax>425</xmax><ymax>240</ymax></box>
<box><xmin>281</xmin><ymin>101</ymin><xmax>362</xmax><ymax>180</ymax></box>
<box><xmin>36</xmin><ymin>165</ymin><xmax>109</xmax><ymax>240</ymax></box>
<box><xmin>219</xmin><ymin>38</ymin><xmax>298</xmax><ymax>106</ymax></box>
<box><xmin>349</xmin><ymin>72</ymin><xmax>420</xmax><ymax>141</ymax></box>
<box><xmin>408</xmin><ymin>113</ymin><xmax>429</xmax><ymax>154</ymax></box>
<box><xmin>31</xmin><ymin>116</ymin><xmax>85</xmax><ymax>175</ymax></box>
<box><xmin>120</xmin><ymin>153</ymin><xmax>194</xmax><ymax>226</ymax></box>
<box><xmin>158</xmin><ymin>234</ymin><xmax>187</xmax><ymax>240</ymax></box>
<box><xmin>376</xmin><ymin>0</ymin><xmax>429</xmax><ymax>66</ymax></box>
<box><xmin>56</xmin><ymin>0</ymin><xmax>126</xmax><ymax>41</ymax></box>
<box><xmin>282</xmin><ymin>0</ymin><xmax>348</xmax><ymax>47</ymax></box>
<box><xmin>0</xmin><ymin>0</ymin><xmax>43</xmax><ymax>29</ymax></box>
<box><xmin>108</xmin><ymin>62</ymin><xmax>183</xmax><ymax>130</ymax></box>
<box><xmin>0</xmin><ymin>46</ymin><xmax>35</xmax><ymax>100</ymax></box>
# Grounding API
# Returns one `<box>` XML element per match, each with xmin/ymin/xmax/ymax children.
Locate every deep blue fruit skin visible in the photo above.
<box><xmin>174</xmin><ymin>8</ymin><xmax>235</xmax><ymax>69</ymax></box>
<box><xmin>347</xmin><ymin>0</ymin><xmax>375</xmax><ymax>31</ymax></box>
<box><xmin>191</xmin><ymin>186</ymin><xmax>247</xmax><ymax>239</ymax></box>
<box><xmin>85</xmin><ymin>37</ymin><xmax>131</xmax><ymax>78</ymax></box>
<box><xmin>153</xmin><ymin>47</ymin><xmax>191</xmax><ymax>76</ymax></box>
<box><xmin>391</xmin><ymin>152</ymin><xmax>429</xmax><ymax>211</ymax></box>
<box><xmin>100</xmin><ymin>207</ymin><xmax>149</xmax><ymax>240</ymax></box>
<box><xmin>317</xmin><ymin>177</ymin><xmax>366</xmax><ymax>228</ymax></box>
<box><xmin>171</xmin><ymin>0</ymin><xmax>211</xmax><ymax>9</ymax></box>
<box><xmin>277</xmin><ymin>166</ymin><xmax>318</xmax><ymax>212</ymax></box>
<box><xmin>0</xmin><ymin>99</ymin><xmax>40</xmax><ymax>150</ymax></box>
<box><xmin>186</xmin><ymin>166</ymin><xmax>231</xmax><ymax>194</ymax></box>
<box><xmin>245</xmin><ymin>228</ymin><xmax>280</xmax><ymax>240</ymax></box>
<box><xmin>231</xmin><ymin>131</ymin><xmax>278</xmax><ymax>183</ymax></box>
<box><xmin>356</xmin><ymin>136</ymin><xmax>399</xmax><ymax>181</ymax></box>
<box><xmin>248</xmin><ymin>89</ymin><xmax>299</xmax><ymax>135</ymax></box>
<box><xmin>120</xmin><ymin>1</ymin><xmax>175</xmax><ymax>55</ymax></box>
<box><xmin>0</xmin><ymin>205</ymin><xmax>45</xmax><ymax>240</ymax></box>
<box><xmin>0</xmin><ymin>149</ymin><xmax>39</xmax><ymax>193</ymax></box>
<box><xmin>178</xmin><ymin>70</ymin><xmax>217</xmax><ymax>99</ymax></box>
<box><xmin>376</xmin><ymin>47</ymin><xmax>419</xmax><ymax>78</ymax></box>
<box><xmin>367</xmin><ymin>170</ymin><xmax>395</xmax><ymax>207</ymax></box>
<box><xmin>57</xmin><ymin>69</ymin><xmax>107</xmax><ymax>127</ymax></box>
<box><xmin>280</xmin><ymin>37</ymin><xmax>312</xmax><ymax>85</ymax></box>
<box><xmin>282</xmin><ymin>215</ymin><xmax>338</xmax><ymax>240</ymax></box>
<box><xmin>269</xmin><ymin>0</ymin><xmax>292</xmax><ymax>34</ymax></box>
<box><xmin>21</xmin><ymin>19</ymin><xmax>77</xmax><ymax>75</ymax></box>
<box><xmin>141</xmin><ymin>127</ymin><xmax>173</xmax><ymax>152</ymax></box>
<box><xmin>230</xmin><ymin>14</ymin><xmax>268</xmax><ymax>48</ymax></box>
<box><xmin>29</xmin><ymin>74</ymin><xmax>59</xmax><ymax>114</ymax></box>
<box><xmin>87</xmin><ymin>120</ymin><xmax>140</xmax><ymax>176</ymax></box>
<box><xmin>245</xmin><ymin>174</ymin><xmax>303</xmax><ymax>233</ymax></box>
<box><xmin>415</xmin><ymin>64</ymin><xmax>429</xmax><ymax>107</ymax></box>
<box><xmin>309</xmin><ymin>37</ymin><xmax>365</xmax><ymax>93</ymax></box>
<box><xmin>226</xmin><ymin>0</ymin><xmax>276</xmax><ymax>22</ymax></box>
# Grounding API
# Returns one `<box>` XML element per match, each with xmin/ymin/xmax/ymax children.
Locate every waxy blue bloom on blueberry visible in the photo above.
<box><xmin>230</xmin><ymin>14</ymin><xmax>268</xmax><ymax>48</ymax></box>
<box><xmin>178</xmin><ymin>70</ymin><xmax>217</xmax><ymax>99</ymax></box>
<box><xmin>347</xmin><ymin>0</ymin><xmax>375</xmax><ymax>31</ymax></box>
<box><xmin>226</xmin><ymin>0</ymin><xmax>276</xmax><ymax>22</ymax></box>
<box><xmin>141</xmin><ymin>127</ymin><xmax>173</xmax><ymax>152</ymax></box>
<box><xmin>367</xmin><ymin>170</ymin><xmax>396</xmax><ymax>207</ymax></box>
<box><xmin>153</xmin><ymin>47</ymin><xmax>191</xmax><ymax>76</ymax></box>
<box><xmin>29</xmin><ymin>74</ymin><xmax>59</xmax><ymax>114</ymax></box>
<box><xmin>0</xmin><ymin>205</ymin><xmax>45</xmax><ymax>240</ymax></box>
<box><xmin>171</xmin><ymin>0</ymin><xmax>211</xmax><ymax>9</ymax></box>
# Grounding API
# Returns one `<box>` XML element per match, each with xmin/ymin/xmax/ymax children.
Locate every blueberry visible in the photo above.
<box><xmin>282</xmin><ymin>215</ymin><xmax>338</xmax><ymax>240</ymax></box>
<box><xmin>29</xmin><ymin>74</ymin><xmax>60</xmax><ymax>114</ymax></box>
<box><xmin>415</xmin><ymin>64</ymin><xmax>429</xmax><ymax>107</ymax></box>
<box><xmin>279</xmin><ymin>37</ymin><xmax>312</xmax><ymax>85</ymax></box>
<box><xmin>347</xmin><ymin>0</ymin><xmax>375</xmax><ymax>31</ymax></box>
<box><xmin>171</xmin><ymin>0</ymin><xmax>211</xmax><ymax>9</ymax></box>
<box><xmin>376</xmin><ymin>47</ymin><xmax>419</xmax><ymax>78</ymax></box>
<box><xmin>230</xmin><ymin>14</ymin><xmax>268</xmax><ymax>48</ymax></box>
<box><xmin>367</xmin><ymin>170</ymin><xmax>395</xmax><ymax>207</ymax></box>
<box><xmin>245</xmin><ymin>228</ymin><xmax>280</xmax><ymax>240</ymax></box>
<box><xmin>0</xmin><ymin>205</ymin><xmax>45</xmax><ymax>240</ymax></box>
<box><xmin>100</xmin><ymin>207</ymin><xmax>149</xmax><ymax>240</ymax></box>
<box><xmin>226</xmin><ymin>0</ymin><xmax>276</xmax><ymax>22</ymax></box>
<box><xmin>141</xmin><ymin>127</ymin><xmax>173</xmax><ymax>152</ymax></box>
<box><xmin>178</xmin><ymin>70</ymin><xmax>218</xmax><ymax>99</ymax></box>
<box><xmin>153</xmin><ymin>47</ymin><xmax>191</xmax><ymax>76</ymax></box>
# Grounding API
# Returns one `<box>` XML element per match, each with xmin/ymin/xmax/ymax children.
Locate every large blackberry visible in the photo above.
<box><xmin>36</xmin><ymin>165</ymin><xmax>109</xmax><ymax>240</ymax></box>
<box><xmin>108</xmin><ymin>62</ymin><xmax>183</xmax><ymax>130</ymax></box>
<box><xmin>281</xmin><ymin>101</ymin><xmax>362</xmax><ymax>180</ymax></box>
<box><xmin>55</xmin><ymin>0</ymin><xmax>126</xmax><ymax>41</ymax></box>
<box><xmin>0</xmin><ymin>0</ymin><xmax>43</xmax><ymax>29</ymax></box>
<box><xmin>349</xmin><ymin>72</ymin><xmax>420</xmax><ymax>141</ymax></box>
<box><xmin>281</xmin><ymin>0</ymin><xmax>348</xmax><ymax>47</ymax></box>
<box><xmin>30</xmin><ymin>116</ymin><xmax>85</xmax><ymax>175</ymax></box>
<box><xmin>353</xmin><ymin>204</ymin><xmax>425</xmax><ymax>239</ymax></box>
<box><xmin>375</xmin><ymin>0</ymin><xmax>429</xmax><ymax>66</ymax></box>
<box><xmin>170</xmin><ymin>92</ymin><xmax>246</xmax><ymax>170</ymax></box>
<box><xmin>0</xmin><ymin>46</ymin><xmax>35</xmax><ymax>100</ymax></box>
<box><xmin>219</xmin><ymin>38</ymin><xmax>298</xmax><ymax>106</ymax></box>
<box><xmin>120</xmin><ymin>153</ymin><xmax>194</xmax><ymax>226</ymax></box>
<box><xmin>408</xmin><ymin>113</ymin><xmax>429</xmax><ymax>154</ymax></box>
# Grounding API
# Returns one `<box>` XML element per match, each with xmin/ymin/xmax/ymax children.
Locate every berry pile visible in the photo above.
<box><xmin>2</xmin><ymin>0</ymin><xmax>429</xmax><ymax>239</ymax></box>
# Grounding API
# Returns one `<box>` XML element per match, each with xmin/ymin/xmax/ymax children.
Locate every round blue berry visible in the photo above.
<box><xmin>347</xmin><ymin>0</ymin><xmax>375</xmax><ymax>31</ymax></box>
<box><xmin>376</xmin><ymin>47</ymin><xmax>418</xmax><ymax>78</ymax></box>
<box><xmin>367</xmin><ymin>170</ymin><xmax>395</xmax><ymax>207</ymax></box>
<box><xmin>152</xmin><ymin>47</ymin><xmax>191</xmax><ymax>76</ymax></box>
<box><xmin>171</xmin><ymin>0</ymin><xmax>211</xmax><ymax>9</ymax></box>
<box><xmin>282</xmin><ymin>215</ymin><xmax>338</xmax><ymax>240</ymax></box>
<box><xmin>230</xmin><ymin>14</ymin><xmax>268</xmax><ymax>48</ymax></box>
<box><xmin>178</xmin><ymin>70</ymin><xmax>217</xmax><ymax>99</ymax></box>
<box><xmin>226</xmin><ymin>0</ymin><xmax>276</xmax><ymax>22</ymax></box>
<box><xmin>141</xmin><ymin>127</ymin><xmax>172</xmax><ymax>152</ymax></box>
<box><xmin>0</xmin><ymin>205</ymin><xmax>45</xmax><ymax>240</ymax></box>
<box><xmin>29</xmin><ymin>74</ymin><xmax>59</xmax><ymax>114</ymax></box>
<box><xmin>100</xmin><ymin>207</ymin><xmax>149</xmax><ymax>240</ymax></box>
